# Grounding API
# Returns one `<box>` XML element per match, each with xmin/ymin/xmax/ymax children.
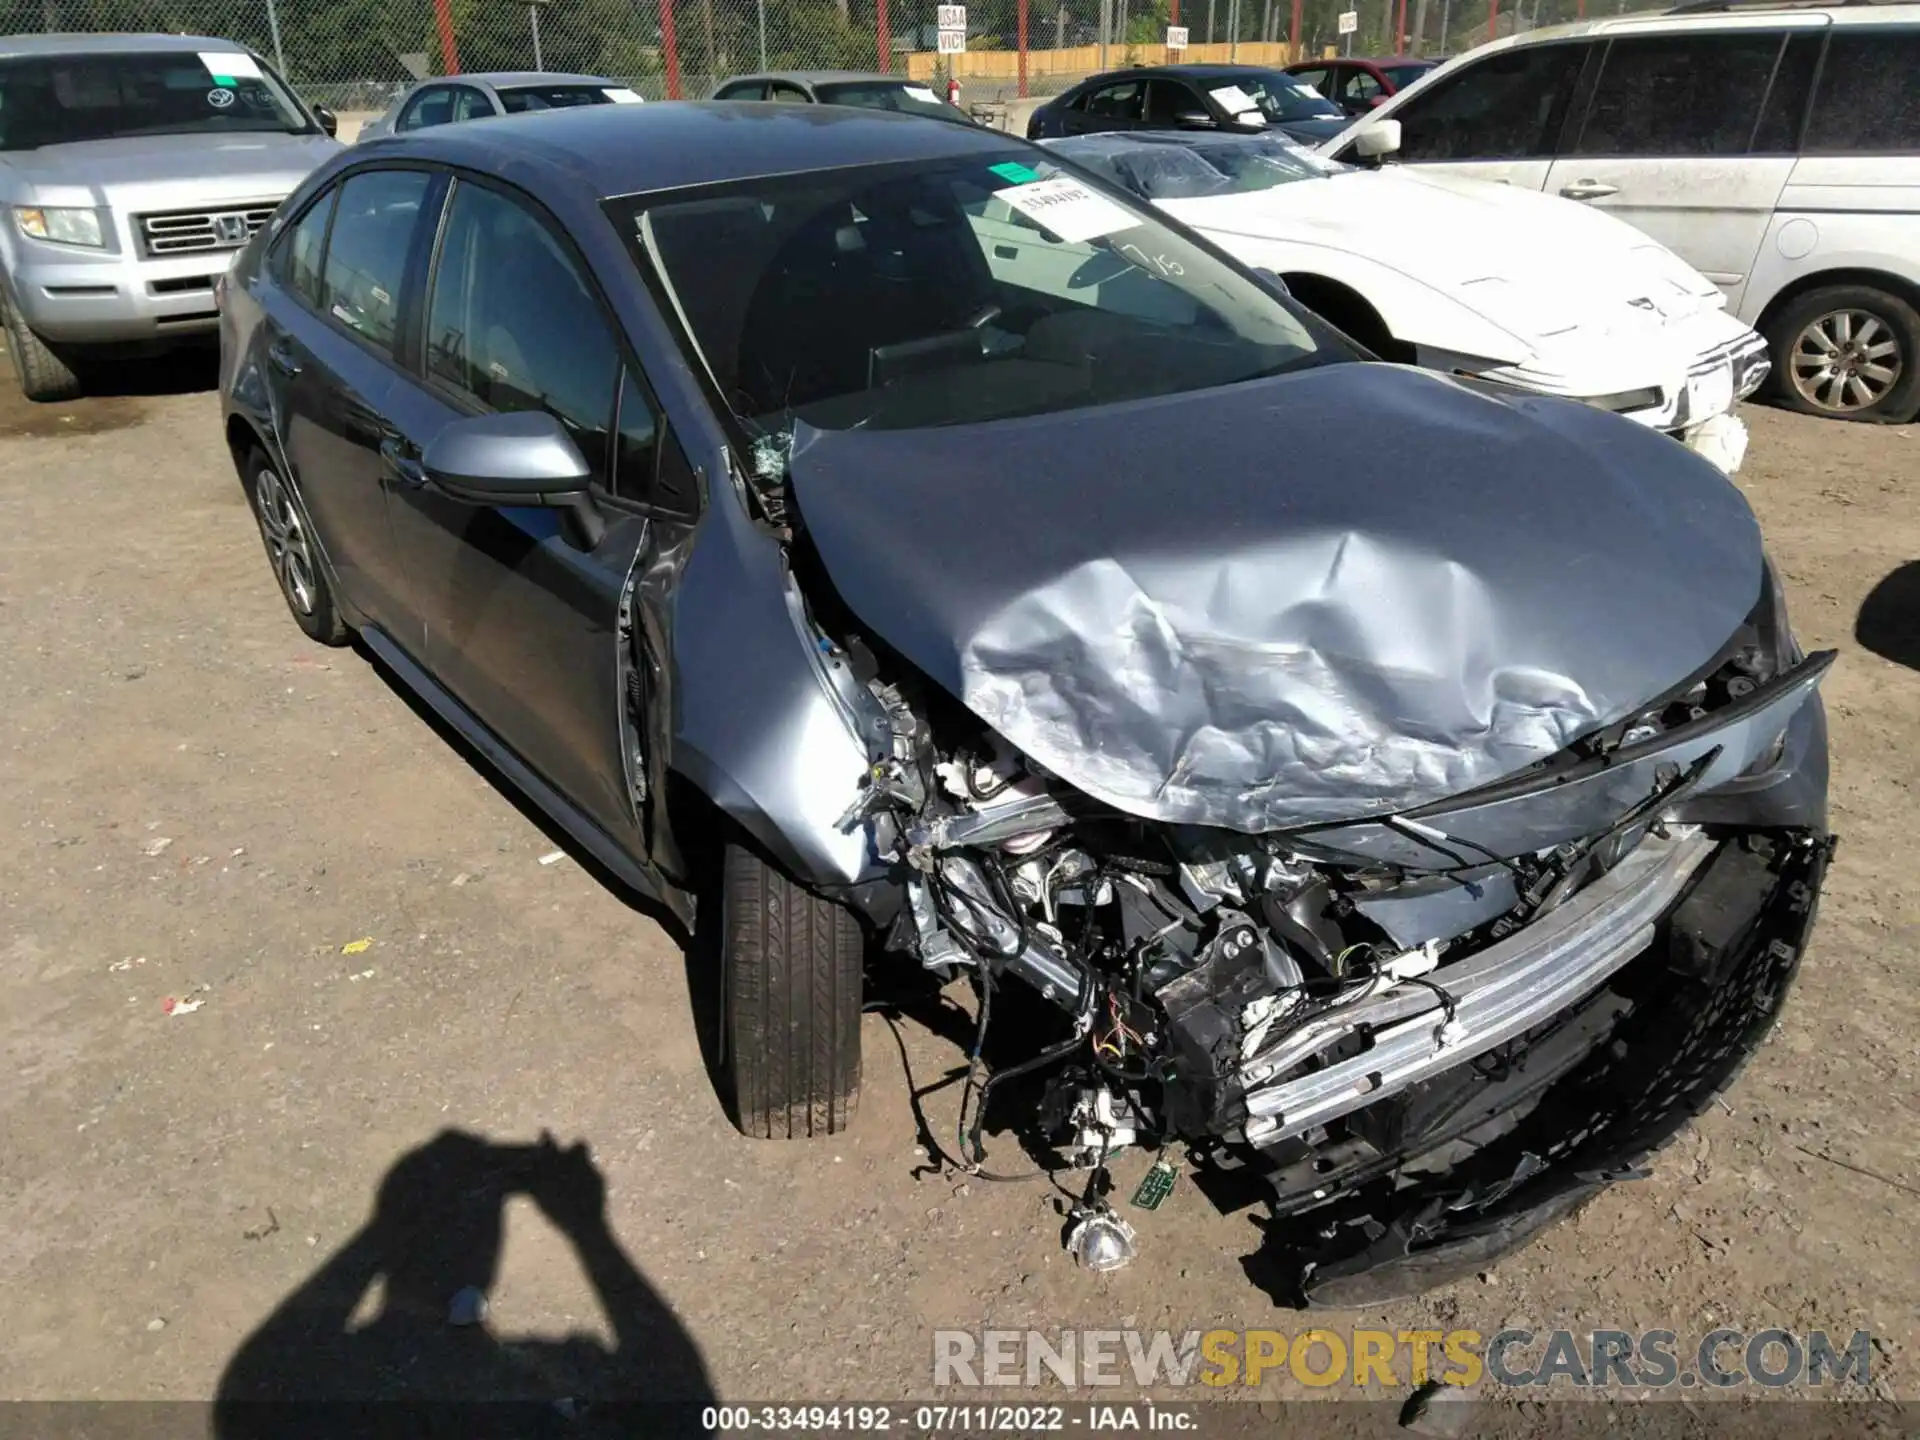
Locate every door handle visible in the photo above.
<box><xmin>1559</xmin><ymin>179</ymin><xmax>1619</xmax><ymax>201</ymax></box>
<box><xmin>265</xmin><ymin>339</ymin><xmax>302</xmax><ymax>377</ymax></box>
<box><xmin>378</xmin><ymin>435</ymin><xmax>427</xmax><ymax>490</ymax></box>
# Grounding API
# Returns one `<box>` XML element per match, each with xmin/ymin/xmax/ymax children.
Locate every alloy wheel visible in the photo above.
<box><xmin>1789</xmin><ymin>308</ymin><xmax>1905</xmax><ymax>414</ymax></box>
<box><xmin>253</xmin><ymin>465</ymin><xmax>318</xmax><ymax>615</ymax></box>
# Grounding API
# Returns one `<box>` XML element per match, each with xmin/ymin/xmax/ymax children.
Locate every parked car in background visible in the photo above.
<box><xmin>0</xmin><ymin>32</ymin><xmax>339</xmax><ymax>401</ymax></box>
<box><xmin>712</xmin><ymin>70</ymin><xmax>970</xmax><ymax>122</ymax></box>
<box><xmin>1046</xmin><ymin>130</ymin><xmax>1767</xmax><ymax>471</ymax></box>
<box><xmin>220</xmin><ymin>101</ymin><xmax>1831</xmax><ymax>1304</ymax></box>
<box><xmin>1286</xmin><ymin>55</ymin><xmax>1437</xmax><ymax>116</ymax></box>
<box><xmin>1026</xmin><ymin>63</ymin><xmax>1349</xmax><ymax>144</ymax></box>
<box><xmin>356</xmin><ymin>72</ymin><xmax>641</xmax><ymax>141</ymax></box>
<box><xmin>1325</xmin><ymin>3</ymin><xmax>1920</xmax><ymax>423</ymax></box>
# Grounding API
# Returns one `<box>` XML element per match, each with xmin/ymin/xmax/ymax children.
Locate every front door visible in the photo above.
<box><xmin>1543</xmin><ymin>26</ymin><xmax>1813</xmax><ymax>311</ymax></box>
<box><xmin>379</xmin><ymin>175</ymin><xmax>663</xmax><ymax>852</ymax></box>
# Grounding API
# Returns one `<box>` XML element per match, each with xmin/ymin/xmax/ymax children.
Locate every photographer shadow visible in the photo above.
<box><xmin>214</xmin><ymin>1129</ymin><xmax>715</xmax><ymax>1438</ymax></box>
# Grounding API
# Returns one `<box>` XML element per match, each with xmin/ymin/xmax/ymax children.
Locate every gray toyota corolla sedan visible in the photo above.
<box><xmin>218</xmin><ymin>103</ymin><xmax>1833</xmax><ymax>1302</ymax></box>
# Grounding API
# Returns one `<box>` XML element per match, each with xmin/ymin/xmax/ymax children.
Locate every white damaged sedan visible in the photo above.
<box><xmin>1043</xmin><ymin>130</ymin><xmax>1768</xmax><ymax>473</ymax></box>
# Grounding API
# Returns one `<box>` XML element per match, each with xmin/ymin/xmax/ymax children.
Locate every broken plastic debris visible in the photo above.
<box><xmin>537</xmin><ymin>851</ymin><xmax>565</xmax><ymax>866</ymax></box>
<box><xmin>750</xmin><ymin>430</ymin><xmax>793</xmax><ymax>484</ymax></box>
<box><xmin>447</xmin><ymin>1286</ymin><xmax>488</xmax><ymax>1327</ymax></box>
<box><xmin>162</xmin><ymin>996</ymin><xmax>204</xmax><ymax>1017</ymax></box>
<box><xmin>1066</xmin><ymin>1207</ymin><xmax>1137</xmax><ymax>1272</ymax></box>
<box><xmin>348</xmin><ymin>968</ymin><xmax>376</xmax><ymax>982</ymax></box>
<box><xmin>340</xmin><ymin>937</ymin><xmax>373</xmax><ymax>955</ymax></box>
<box><xmin>142</xmin><ymin>837</ymin><xmax>174</xmax><ymax>857</ymax></box>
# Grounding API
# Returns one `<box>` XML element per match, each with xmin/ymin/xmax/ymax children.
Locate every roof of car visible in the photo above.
<box><xmin>1456</xmin><ymin>0</ymin><xmax>1920</xmax><ymax>49</ymax></box>
<box><xmin>0</xmin><ymin>32</ymin><xmax>256</xmax><ymax>56</ymax></box>
<box><xmin>367</xmin><ymin>99</ymin><xmax>1011</xmax><ymax>198</ymax></box>
<box><xmin>719</xmin><ymin>69</ymin><xmax>915</xmax><ymax>86</ymax></box>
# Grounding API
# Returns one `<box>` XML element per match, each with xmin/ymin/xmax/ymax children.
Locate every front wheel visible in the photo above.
<box><xmin>1</xmin><ymin>290</ymin><xmax>81</xmax><ymax>403</ymax></box>
<box><xmin>244</xmin><ymin>446</ymin><xmax>348</xmax><ymax>645</ymax></box>
<box><xmin>1766</xmin><ymin>283</ymin><xmax>1920</xmax><ymax>423</ymax></box>
<box><xmin>721</xmin><ymin>838</ymin><xmax>863</xmax><ymax>1139</ymax></box>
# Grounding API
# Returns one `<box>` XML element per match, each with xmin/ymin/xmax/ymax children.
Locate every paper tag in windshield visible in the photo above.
<box><xmin>602</xmin><ymin>86</ymin><xmax>644</xmax><ymax>103</ymax></box>
<box><xmin>200</xmin><ymin>51</ymin><xmax>263</xmax><ymax>84</ymax></box>
<box><xmin>999</xmin><ymin>176</ymin><xmax>1139</xmax><ymax>243</ymax></box>
<box><xmin>904</xmin><ymin>84</ymin><xmax>940</xmax><ymax>102</ymax></box>
<box><xmin>1208</xmin><ymin>83</ymin><xmax>1258</xmax><ymax>115</ymax></box>
<box><xmin>990</xmin><ymin>160</ymin><xmax>1041</xmax><ymax>184</ymax></box>
<box><xmin>1295</xmin><ymin>82</ymin><xmax>1325</xmax><ymax>99</ymax></box>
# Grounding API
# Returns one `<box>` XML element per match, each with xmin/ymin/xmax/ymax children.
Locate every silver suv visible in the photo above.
<box><xmin>0</xmin><ymin>33</ymin><xmax>341</xmax><ymax>400</ymax></box>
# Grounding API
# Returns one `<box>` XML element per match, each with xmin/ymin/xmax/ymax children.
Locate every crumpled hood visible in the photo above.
<box><xmin>788</xmin><ymin>364</ymin><xmax>1766</xmax><ymax>833</ymax></box>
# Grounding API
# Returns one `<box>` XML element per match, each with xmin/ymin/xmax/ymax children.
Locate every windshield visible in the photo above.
<box><xmin>0</xmin><ymin>51</ymin><xmax>310</xmax><ymax>149</ymax></box>
<box><xmin>626</xmin><ymin>152</ymin><xmax>1340</xmax><ymax>434</ymax></box>
<box><xmin>1048</xmin><ymin>133</ymin><xmax>1340</xmax><ymax>201</ymax></box>
<box><xmin>499</xmin><ymin>83</ymin><xmax>624</xmax><ymax>112</ymax></box>
<box><xmin>814</xmin><ymin>80</ymin><xmax>966</xmax><ymax>120</ymax></box>
<box><xmin>1381</xmin><ymin>62</ymin><xmax>1434</xmax><ymax>89</ymax></box>
<box><xmin>1228</xmin><ymin>70</ymin><xmax>1343</xmax><ymax>122</ymax></box>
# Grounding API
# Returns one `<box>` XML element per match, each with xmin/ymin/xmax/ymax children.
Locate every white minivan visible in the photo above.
<box><xmin>1326</xmin><ymin>3</ymin><xmax>1920</xmax><ymax>424</ymax></box>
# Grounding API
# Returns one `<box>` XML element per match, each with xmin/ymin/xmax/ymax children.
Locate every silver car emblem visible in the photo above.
<box><xmin>214</xmin><ymin>214</ymin><xmax>250</xmax><ymax>245</ymax></box>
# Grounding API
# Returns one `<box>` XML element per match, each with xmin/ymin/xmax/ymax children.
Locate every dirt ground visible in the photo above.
<box><xmin>0</xmin><ymin>352</ymin><xmax>1915</xmax><ymax>1421</ymax></box>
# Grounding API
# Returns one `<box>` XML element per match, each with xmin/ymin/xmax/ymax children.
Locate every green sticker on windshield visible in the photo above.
<box><xmin>990</xmin><ymin>161</ymin><xmax>1041</xmax><ymax>184</ymax></box>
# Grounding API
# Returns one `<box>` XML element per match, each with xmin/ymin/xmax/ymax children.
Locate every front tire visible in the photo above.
<box><xmin>1766</xmin><ymin>283</ymin><xmax>1920</xmax><ymax>423</ymax></box>
<box><xmin>722</xmin><ymin>837</ymin><xmax>862</xmax><ymax>1139</ymax></box>
<box><xmin>244</xmin><ymin>446</ymin><xmax>348</xmax><ymax>646</ymax></box>
<box><xmin>2</xmin><ymin>290</ymin><xmax>82</xmax><ymax>403</ymax></box>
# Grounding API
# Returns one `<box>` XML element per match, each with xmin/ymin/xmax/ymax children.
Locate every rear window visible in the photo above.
<box><xmin>814</xmin><ymin>80</ymin><xmax>963</xmax><ymax>120</ymax></box>
<box><xmin>0</xmin><ymin>50</ymin><xmax>310</xmax><ymax>150</ymax></box>
<box><xmin>1804</xmin><ymin>29</ymin><xmax>1920</xmax><ymax>154</ymax></box>
<box><xmin>499</xmin><ymin>84</ymin><xmax>625</xmax><ymax>113</ymax></box>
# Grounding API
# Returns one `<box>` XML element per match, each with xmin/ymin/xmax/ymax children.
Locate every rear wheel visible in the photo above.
<box><xmin>244</xmin><ymin>446</ymin><xmax>348</xmax><ymax>646</ymax></box>
<box><xmin>1766</xmin><ymin>283</ymin><xmax>1920</xmax><ymax>423</ymax></box>
<box><xmin>721</xmin><ymin>837</ymin><xmax>863</xmax><ymax>1139</ymax></box>
<box><xmin>1</xmin><ymin>290</ymin><xmax>82</xmax><ymax>403</ymax></box>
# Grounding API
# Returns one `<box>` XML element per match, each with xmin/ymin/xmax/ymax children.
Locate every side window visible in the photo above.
<box><xmin>397</xmin><ymin>86</ymin><xmax>453</xmax><ymax>131</ymax></box>
<box><xmin>1752</xmin><ymin>32</ymin><xmax>1820</xmax><ymax>153</ymax></box>
<box><xmin>769</xmin><ymin>83</ymin><xmax>812</xmax><ymax>103</ymax></box>
<box><xmin>1291</xmin><ymin>66</ymin><xmax>1330</xmax><ymax>94</ymax></box>
<box><xmin>1392</xmin><ymin>43</ymin><xmax>1589</xmax><ymax>161</ymax></box>
<box><xmin>320</xmin><ymin>169</ymin><xmax>431</xmax><ymax>351</ymax></box>
<box><xmin>450</xmin><ymin>87</ymin><xmax>494</xmax><ymax>122</ymax></box>
<box><xmin>425</xmin><ymin>179</ymin><xmax>619</xmax><ymax>479</ymax></box>
<box><xmin>1144</xmin><ymin>79</ymin><xmax>1200</xmax><ymax>125</ymax></box>
<box><xmin>1343</xmin><ymin>69</ymin><xmax>1385</xmax><ymax>107</ymax></box>
<box><xmin>716</xmin><ymin>81</ymin><xmax>768</xmax><ymax>100</ymax></box>
<box><xmin>612</xmin><ymin>368</ymin><xmax>698</xmax><ymax>512</ymax></box>
<box><xmin>1572</xmin><ymin>33</ymin><xmax>1784</xmax><ymax>157</ymax></box>
<box><xmin>1085</xmin><ymin>80</ymin><xmax>1145</xmax><ymax>120</ymax></box>
<box><xmin>1804</xmin><ymin>30</ymin><xmax>1920</xmax><ymax>154</ymax></box>
<box><xmin>271</xmin><ymin>185</ymin><xmax>337</xmax><ymax>308</ymax></box>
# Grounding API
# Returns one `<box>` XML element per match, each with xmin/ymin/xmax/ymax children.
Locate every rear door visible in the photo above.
<box><xmin>378</xmin><ymin>174</ymin><xmax>672</xmax><ymax>849</ymax></box>
<box><xmin>1544</xmin><ymin>22</ymin><xmax>1816</xmax><ymax>309</ymax></box>
<box><xmin>1341</xmin><ymin>40</ymin><xmax>1592</xmax><ymax>189</ymax></box>
<box><xmin>260</xmin><ymin>168</ymin><xmax>433</xmax><ymax>632</ymax></box>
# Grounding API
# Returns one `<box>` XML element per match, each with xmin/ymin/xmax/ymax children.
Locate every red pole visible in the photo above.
<box><xmin>1289</xmin><ymin>0</ymin><xmax>1301</xmax><ymax>59</ymax></box>
<box><xmin>660</xmin><ymin>0</ymin><xmax>681</xmax><ymax>97</ymax></box>
<box><xmin>432</xmin><ymin>0</ymin><xmax>460</xmax><ymax>74</ymax></box>
<box><xmin>876</xmin><ymin>0</ymin><xmax>891</xmax><ymax>72</ymax></box>
<box><xmin>1017</xmin><ymin>0</ymin><xmax>1029</xmax><ymax>97</ymax></box>
<box><xmin>1394</xmin><ymin>0</ymin><xmax>1406</xmax><ymax>49</ymax></box>
<box><xmin>1487</xmin><ymin>0</ymin><xmax>1498</xmax><ymax>40</ymax></box>
<box><xmin>1169</xmin><ymin>0</ymin><xmax>1178</xmax><ymax>21</ymax></box>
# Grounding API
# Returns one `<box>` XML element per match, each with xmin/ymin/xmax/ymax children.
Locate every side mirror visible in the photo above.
<box><xmin>313</xmin><ymin>103</ymin><xmax>339</xmax><ymax>138</ymax></box>
<box><xmin>1255</xmin><ymin>267</ymin><xmax>1292</xmax><ymax>297</ymax></box>
<box><xmin>1353</xmin><ymin>118</ymin><xmax>1401</xmax><ymax>160</ymax></box>
<box><xmin>1174</xmin><ymin>110</ymin><xmax>1218</xmax><ymax>129</ymax></box>
<box><xmin>422</xmin><ymin>410</ymin><xmax>605</xmax><ymax>545</ymax></box>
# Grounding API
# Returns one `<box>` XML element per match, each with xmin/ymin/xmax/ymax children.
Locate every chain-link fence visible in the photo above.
<box><xmin>2</xmin><ymin>0</ymin><xmax>1639</xmax><ymax>118</ymax></box>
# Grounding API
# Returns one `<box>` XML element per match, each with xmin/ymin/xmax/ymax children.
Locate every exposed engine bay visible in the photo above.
<box><xmin>816</xmin><ymin>599</ymin><xmax>1833</xmax><ymax>1297</ymax></box>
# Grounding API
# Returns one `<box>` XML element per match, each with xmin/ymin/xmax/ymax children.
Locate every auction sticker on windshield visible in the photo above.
<box><xmin>199</xmin><ymin>51</ymin><xmax>262</xmax><ymax>84</ymax></box>
<box><xmin>602</xmin><ymin>86</ymin><xmax>643</xmax><ymax>103</ymax></box>
<box><xmin>1209</xmin><ymin>83</ymin><xmax>1257</xmax><ymax>115</ymax></box>
<box><xmin>999</xmin><ymin>176</ymin><xmax>1139</xmax><ymax>243</ymax></box>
